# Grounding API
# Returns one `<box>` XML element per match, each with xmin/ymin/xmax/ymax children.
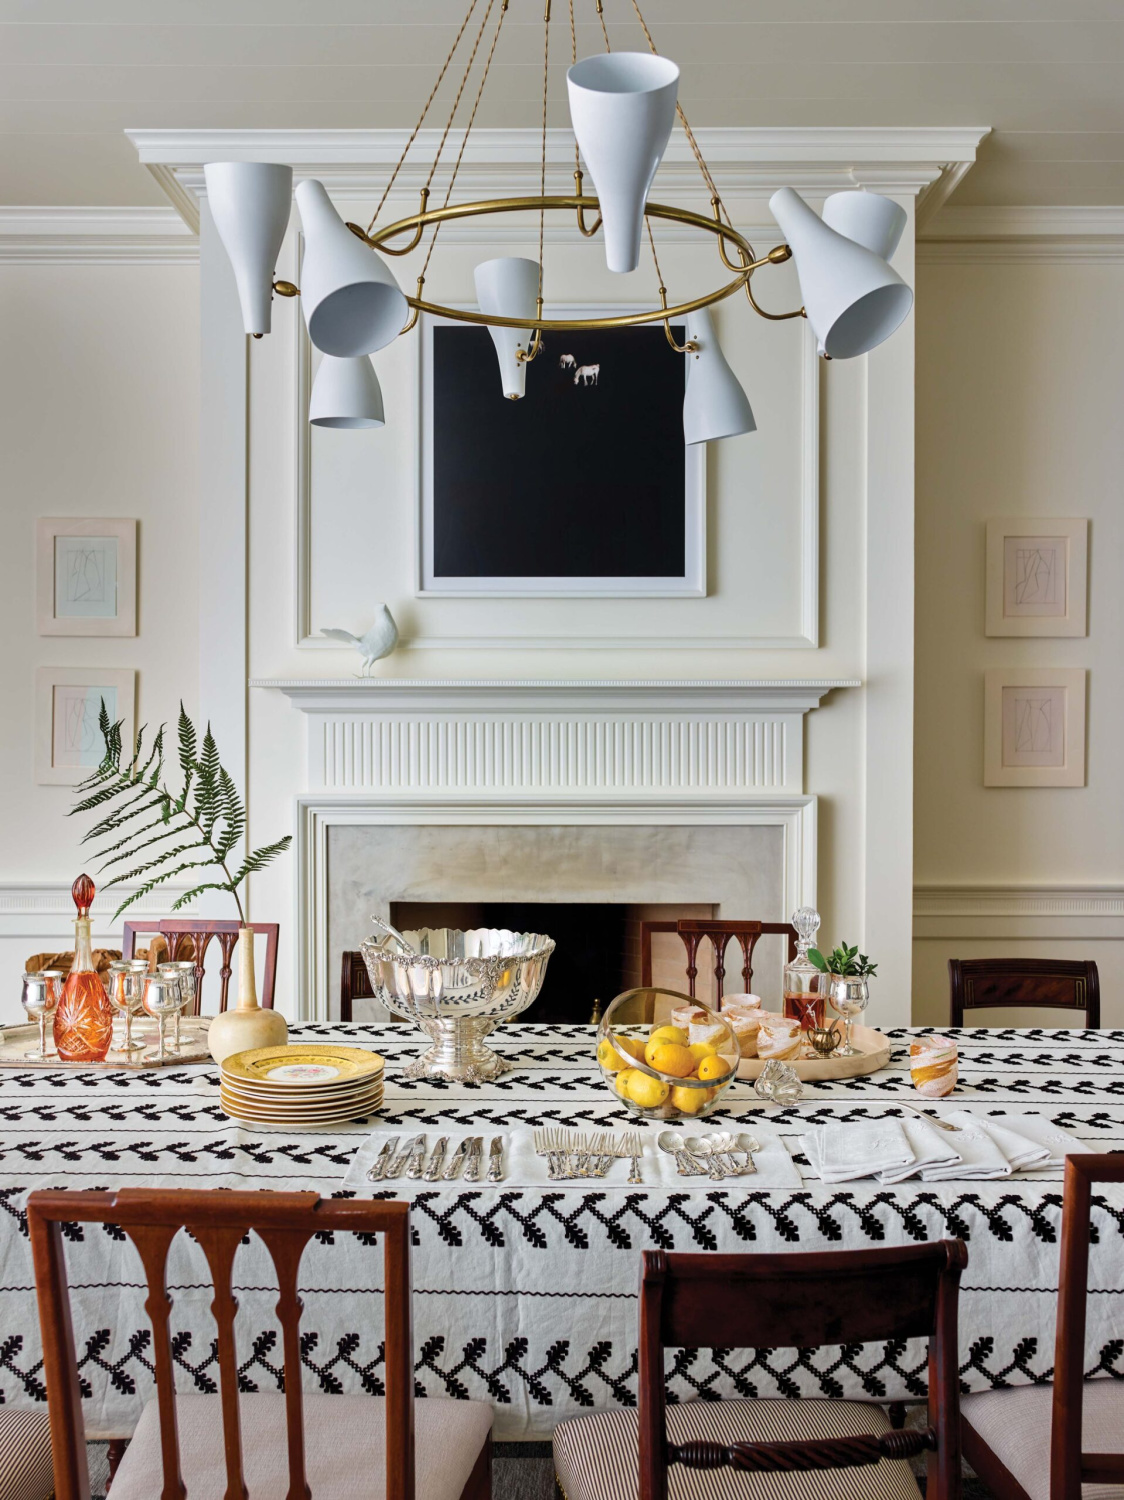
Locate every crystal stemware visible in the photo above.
<box><xmin>21</xmin><ymin>971</ymin><xmax>61</xmax><ymax>1059</ymax></box>
<box><xmin>169</xmin><ymin>961</ymin><xmax>197</xmax><ymax>1050</ymax></box>
<box><xmin>828</xmin><ymin>974</ymin><xmax>869</xmax><ymax>1057</ymax></box>
<box><xmin>157</xmin><ymin>963</ymin><xmax>193</xmax><ymax>1053</ymax></box>
<box><xmin>142</xmin><ymin>976</ymin><xmax>181</xmax><ymax>1063</ymax></box>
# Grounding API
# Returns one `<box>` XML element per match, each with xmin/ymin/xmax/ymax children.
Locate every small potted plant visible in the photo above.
<box><xmin>807</xmin><ymin>943</ymin><xmax>878</xmax><ymax>1056</ymax></box>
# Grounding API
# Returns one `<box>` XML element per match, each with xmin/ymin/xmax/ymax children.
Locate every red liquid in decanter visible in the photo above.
<box><xmin>53</xmin><ymin>874</ymin><xmax>114</xmax><ymax>1063</ymax></box>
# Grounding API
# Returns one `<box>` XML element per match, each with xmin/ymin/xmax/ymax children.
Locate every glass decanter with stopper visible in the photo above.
<box><xmin>782</xmin><ymin>905</ymin><xmax>826</xmax><ymax>1032</ymax></box>
<box><xmin>53</xmin><ymin>874</ymin><xmax>115</xmax><ymax>1063</ymax></box>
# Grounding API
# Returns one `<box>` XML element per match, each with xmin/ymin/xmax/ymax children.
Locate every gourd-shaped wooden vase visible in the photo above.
<box><xmin>207</xmin><ymin>926</ymin><xmax>287</xmax><ymax>1065</ymax></box>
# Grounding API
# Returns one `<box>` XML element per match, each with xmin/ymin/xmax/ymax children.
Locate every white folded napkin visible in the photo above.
<box><xmin>803</xmin><ymin>1120</ymin><xmax>913</xmax><ymax>1184</ymax></box>
<box><xmin>879</xmin><ymin>1117</ymin><xmax>962</xmax><ymax>1184</ymax></box>
<box><xmin>920</xmin><ymin>1111</ymin><xmax>1029</xmax><ymax>1180</ymax></box>
<box><xmin>970</xmin><ymin>1112</ymin><xmax>1090</xmax><ymax>1170</ymax></box>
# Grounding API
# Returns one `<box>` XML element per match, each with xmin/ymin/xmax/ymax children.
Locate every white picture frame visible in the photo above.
<box><xmin>984</xmin><ymin>668</ymin><xmax>1086</xmax><ymax>787</ymax></box>
<box><xmin>35</xmin><ymin>667</ymin><xmax>135</xmax><ymax>785</ymax></box>
<box><xmin>417</xmin><ymin>307</ymin><xmax>706</xmax><ymax>597</ymax></box>
<box><xmin>985</xmin><ymin>518</ymin><xmax>1087</xmax><ymax>637</ymax></box>
<box><xmin>36</xmin><ymin>517</ymin><xmax>137</xmax><ymax>637</ymax></box>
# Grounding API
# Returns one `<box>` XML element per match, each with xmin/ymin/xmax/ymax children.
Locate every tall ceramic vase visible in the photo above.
<box><xmin>207</xmin><ymin>927</ymin><xmax>288</xmax><ymax>1066</ymax></box>
<box><xmin>566</xmin><ymin>52</ymin><xmax>679</xmax><ymax>274</ymax></box>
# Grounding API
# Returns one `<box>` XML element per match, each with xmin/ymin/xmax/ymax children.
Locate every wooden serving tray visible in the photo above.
<box><xmin>736</xmin><ymin>1024</ymin><xmax>892</xmax><ymax>1082</ymax></box>
<box><xmin>0</xmin><ymin>1017</ymin><xmax>212</xmax><ymax>1070</ymax></box>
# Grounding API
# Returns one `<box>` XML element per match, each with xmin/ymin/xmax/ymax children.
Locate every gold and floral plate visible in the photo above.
<box><xmin>221</xmin><ymin>1045</ymin><xmax>384</xmax><ymax>1088</ymax></box>
<box><xmin>219</xmin><ymin>1084</ymin><xmax>383</xmax><ymax>1121</ymax></box>
<box><xmin>219</xmin><ymin>1080</ymin><xmax>384</xmax><ymax>1111</ymax></box>
<box><xmin>219</xmin><ymin>1074</ymin><xmax>384</xmax><ymax>1104</ymax></box>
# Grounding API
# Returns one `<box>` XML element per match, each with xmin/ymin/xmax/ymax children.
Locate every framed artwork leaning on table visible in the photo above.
<box><xmin>36</xmin><ymin>517</ymin><xmax>137</xmax><ymax>637</ymax></box>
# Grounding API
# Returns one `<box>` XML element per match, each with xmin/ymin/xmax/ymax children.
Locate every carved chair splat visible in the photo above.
<box><xmin>122</xmin><ymin>920</ymin><xmax>279</xmax><ymax>1014</ymax></box>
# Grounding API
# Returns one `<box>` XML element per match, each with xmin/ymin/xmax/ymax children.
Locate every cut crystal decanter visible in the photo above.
<box><xmin>53</xmin><ymin>875</ymin><xmax>115</xmax><ymax>1064</ymax></box>
<box><xmin>782</xmin><ymin>905</ymin><xmax>826</xmax><ymax>1032</ymax></box>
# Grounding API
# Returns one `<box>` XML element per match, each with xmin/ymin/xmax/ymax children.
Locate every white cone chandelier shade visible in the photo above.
<box><xmin>566</xmin><ymin>52</ymin><xmax>679</xmax><ymax>274</ymax></box>
<box><xmin>309</xmin><ymin>355</ymin><xmax>385</xmax><ymax>429</ymax></box>
<box><xmin>295</xmin><ymin>179</ymin><xmax>408</xmax><ymax>358</ymax></box>
<box><xmin>473</xmin><ymin>257</ymin><xmax>540</xmax><ymax>400</ymax></box>
<box><xmin>203</xmin><ymin>162</ymin><xmax>293</xmax><ymax>336</ymax></box>
<box><xmin>682</xmin><ymin>309</ymin><xmax>756</xmax><ymax>446</ymax></box>
<box><xmin>769</xmin><ymin>187</ymin><xmax>913</xmax><ymax>360</ymax></box>
<box><xmin>821</xmin><ymin>190</ymin><xmax>907</xmax><ymax>263</ymax></box>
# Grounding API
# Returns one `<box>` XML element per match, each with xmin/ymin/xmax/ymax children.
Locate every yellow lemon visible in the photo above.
<box><xmin>597</xmin><ymin>1037</ymin><xmax>628</xmax><ymax>1072</ymax></box>
<box><xmin>688</xmin><ymin>1041</ymin><xmax>719</xmax><ymax>1063</ymax></box>
<box><xmin>617</xmin><ymin>1036</ymin><xmax>647</xmax><ymax>1062</ymax></box>
<box><xmin>648</xmin><ymin>1042</ymin><xmax>696</xmax><ymax>1079</ymax></box>
<box><xmin>647</xmin><ymin>1024</ymin><xmax>688</xmax><ymax>1050</ymax></box>
<box><xmin>626</xmin><ymin>1071</ymin><xmax>670</xmax><ymax>1109</ymax></box>
<box><xmin>670</xmin><ymin>1084</ymin><xmax>707</xmax><ymax>1115</ymax></box>
<box><xmin>697</xmin><ymin>1053</ymin><xmax>731</xmax><ymax>1083</ymax></box>
<box><xmin>615</xmin><ymin>1067</ymin><xmax>638</xmax><ymax>1098</ymax></box>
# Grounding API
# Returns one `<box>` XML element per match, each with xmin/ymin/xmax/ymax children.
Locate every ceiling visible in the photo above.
<box><xmin>4</xmin><ymin>0</ymin><xmax>1124</xmax><ymax>209</ymax></box>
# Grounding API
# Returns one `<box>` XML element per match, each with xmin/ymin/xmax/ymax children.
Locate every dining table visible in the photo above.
<box><xmin>0</xmin><ymin>1020</ymin><xmax>1121</xmax><ymax>1442</ymax></box>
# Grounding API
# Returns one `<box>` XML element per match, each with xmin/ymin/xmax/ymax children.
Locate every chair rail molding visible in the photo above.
<box><xmin>914</xmin><ymin>884</ymin><xmax>1124</xmax><ymax>939</ymax></box>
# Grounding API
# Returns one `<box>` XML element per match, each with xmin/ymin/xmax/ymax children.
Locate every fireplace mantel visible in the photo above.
<box><xmin>254</xmin><ymin>677</ymin><xmax>858</xmax><ymax>797</ymax></box>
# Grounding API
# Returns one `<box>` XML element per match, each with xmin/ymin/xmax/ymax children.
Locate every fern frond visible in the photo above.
<box><xmin>85</xmin><ymin>789</ymin><xmax>172</xmax><ymax>843</ymax></box>
<box><xmin>171</xmin><ymin>882</ymin><xmax>231</xmax><ymax>911</ymax></box>
<box><xmin>229</xmin><ymin>836</ymin><xmax>292</xmax><ymax>888</ymax></box>
<box><xmin>213</xmin><ymin>767</ymin><xmax>246</xmax><ymax>859</ymax></box>
<box><xmin>112</xmin><ymin>858</ymin><xmax>224</xmax><ymax>918</ymax></box>
<box><xmin>109</xmin><ymin>841</ymin><xmax>212</xmax><ymax>889</ymax></box>
<box><xmin>94</xmin><ymin>818</ymin><xmax>196</xmax><ymax>873</ymax></box>
<box><xmin>177</xmin><ymin>704</ymin><xmax>196</xmax><ymax>803</ymax></box>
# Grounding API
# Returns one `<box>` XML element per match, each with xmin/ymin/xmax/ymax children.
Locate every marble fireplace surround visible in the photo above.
<box><xmin>258</xmin><ymin>680</ymin><xmax>857</xmax><ymax>1021</ymax></box>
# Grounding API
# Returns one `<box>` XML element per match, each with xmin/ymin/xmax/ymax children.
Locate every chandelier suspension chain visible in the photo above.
<box><xmin>569</xmin><ymin>0</ymin><xmax>603</xmax><ymax>236</ymax></box>
<box><xmin>627</xmin><ymin>0</ymin><xmax>722</xmax><ymax>209</ymax></box>
<box><xmin>518</xmin><ymin>0</ymin><xmax>551</xmax><ymax>363</ymax></box>
<box><xmin>364</xmin><ymin>0</ymin><xmax>483</xmax><ymax>236</ymax></box>
<box><xmin>594</xmin><ymin>0</ymin><xmax>611</xmax><ymax>53</ymax></box>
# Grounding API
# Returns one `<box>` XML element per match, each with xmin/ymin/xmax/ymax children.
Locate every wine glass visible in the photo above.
<box><xmin>165</xmin><ymin>961</ymin><xmax>197</xmax><ymax>1053</ymax></box>
<box><xmin>107</xmin><ymin>963</ymin><xmax>144</xmax><ymax>1057</ymax></box>
<box><xmin>828</xmin><ymin>974</ymin><xmax>869</xmax><ymax>1057</ymax></box>
<box><xmin>21</xmin><ymin>971</ymin><xmax>61</xmax><ymax>1059</ymax></box>
<box><xmin>142</xmin><ymin>976</ymin><xmax>182</xmax><ymax>1063</ymax></box>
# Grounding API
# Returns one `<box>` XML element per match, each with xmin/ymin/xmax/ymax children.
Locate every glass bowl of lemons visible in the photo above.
<box><xmin>595</xmin><ymin>988</ymin><xmax>740</xmax><ymax>1120</ymax></box>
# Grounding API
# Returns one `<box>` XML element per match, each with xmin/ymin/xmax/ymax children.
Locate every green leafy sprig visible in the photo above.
<box><xmin>807</xmin><ymin>943</ymin><xmax>878</xmax><ymax>979</ymax></box>
<box><xmin>69</xmin><ymin>702</ymin><xmax>291</xmax><ymax>921</ymax></box>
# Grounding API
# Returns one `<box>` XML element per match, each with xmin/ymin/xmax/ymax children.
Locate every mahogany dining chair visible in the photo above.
<box><xmin>640</xmin><ymin>918</ymin><xmax>798</xmax><ymax>1003</ymax></box>
<box><xmin>121</xmin><ymin>919</ymin><xmax>280</xmax><ymax>1014</ymax></box>
<box><xmin>553</xmin><ymin>1239</ymin><xmax>967</xmax><ymax>1500</ymax></box>
<box><xmin>29</xmin><ymin>1187</ymin><xmax>493</xmax><ymax>1500</ymax></box>
<box><xmin>959</xmin><ymin>1154</ymin><xmax>1124</xmax><ymax>1500</ymax></box>
<box><xmin>948</xmin><ymin>958</ymin><xmax>1100</xmax><ymax>1029</ymax></box>
<box><xmin>0</xmin><ymin>1408</ymin><xmax>55</xmax><ymax>1500</ymax></box>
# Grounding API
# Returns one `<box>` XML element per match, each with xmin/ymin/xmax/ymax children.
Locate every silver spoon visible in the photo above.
<box><xmin>657</xmin><ymin>1130</ymin><xmax>704</xmax><ymax>1177</ymax></box>
<box><xmin>733</xmin><ymin>1132</ymin><xmax>760</xmax><ymax>1175</ymax></box>
<box><xmin>685</xmin><ymin>1136</ymin><xmax>725</xmax><ymax>1181</ymax></box>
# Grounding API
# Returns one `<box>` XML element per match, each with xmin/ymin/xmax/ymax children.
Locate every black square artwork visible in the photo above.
<box><xmin>431</xmin><ymin>322</ymin><xmax>688</xmax><ymax>579</ymax></box>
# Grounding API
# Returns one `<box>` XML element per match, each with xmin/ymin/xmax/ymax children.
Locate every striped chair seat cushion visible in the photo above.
<box><xmin>0</xmin><ymin>1408</ymin><xmax>53</xmax><ymax>1500</ymax></box>
<box><xmin>961</xmin><ymin>1379</ymin><xmax>1124</xmax><ymax>1500</ymax></box>
<box><xmin>553</xmin><ymin>1398</ymin><xmax>922</xmax><ymax>1500</ymax></box>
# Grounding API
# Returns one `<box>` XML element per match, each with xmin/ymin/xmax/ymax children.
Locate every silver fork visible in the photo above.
<box><xmin>625</xmin><ymin>1132</ymin><xmax>643</xmax><ymax>1185</ymax></box>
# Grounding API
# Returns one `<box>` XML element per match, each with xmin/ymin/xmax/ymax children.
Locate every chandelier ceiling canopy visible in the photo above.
<box><xmin>203</xmin><ymin>0</ymin><xmax>914</xmax><ymax>439</ymax></box>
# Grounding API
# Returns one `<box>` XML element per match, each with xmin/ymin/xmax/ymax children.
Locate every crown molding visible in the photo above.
<box><xmin>127</xmin><ymin>126</ymin><xmax>987</xmax><ymax>229</ymax></box>
<box><xmin>0</xmin><ymin>206</ymin><xmax>198</xmax><ymax>264</ymax></box>
<box><xmin>918</xmin><ymin>204</ymin><xmax>1124</xmax><ymax>264</ymax></box>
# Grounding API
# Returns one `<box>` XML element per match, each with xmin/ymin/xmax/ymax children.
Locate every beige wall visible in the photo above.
<box><xmin>0</xmin><ymin>261</ymin><xmax>200</xmax><ymax>1017</ymax></box>
<box><xmin>913</xmin><ymin>255</ymin><xmax>1124</xmax><ymax>1025</ymax></box>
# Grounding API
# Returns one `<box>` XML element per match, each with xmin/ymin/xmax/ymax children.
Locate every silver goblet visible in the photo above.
<box><xmin>142</xmin><ymin>976</ymin><xmax>181</xmax><ymax>1063</ymax></box>
<box><xmin>21</xmin><ymin>971</ymin><xmax>61</xmax><ymax>1060</ymax></box>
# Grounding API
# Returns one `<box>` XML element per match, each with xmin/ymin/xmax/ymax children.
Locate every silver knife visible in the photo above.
<box><xmin>442</xmin><ymin>1139</ymin><xmax>470</xmax><ymax>1180</ymax></box>
<box><xmin>423</xmin><ymin>1136</ymin><xmax>449</xmax><ymax>1181</ymax></box>
<box><xmin>487</xmin><ymin>1136</ymin><xmax>504</xmax><ymax>1182</ymax></box>
<box><xmin>463</xmin><ymin>1137</ymin><xmax>484</xmax><ymax>1182</ymax></box>
<box><xmin>366</xmin><ymin>1136</ymin><xmax>399</xmax><ymax>1182</ymax></box>
<box><xmin>402</xmin><ymin>1134</ymin><xmax>428</xmax><ymax>1180</ymax></box>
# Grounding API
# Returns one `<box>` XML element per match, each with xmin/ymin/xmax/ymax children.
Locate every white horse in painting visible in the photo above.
<box><xmin>573</xmin><ymin>363</ymin><xmax>600</xmax><ymax>386</ymax></box>
<box><xmin>558</xmin><ymin>353</ymin><xmax>576</xmax><ymax>371</ymax></box>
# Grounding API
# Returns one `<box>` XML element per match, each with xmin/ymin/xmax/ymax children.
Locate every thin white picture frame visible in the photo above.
<box><xmin>985</xmin><ymin>518</ymin><xmax>1087</xmax><ymax>637</ymax></box>
<box><xmin>36</xmin><ymin>517</ymin><xmax>137</xmax><ymax>637</ymax></box>
<box><xmin>416</xmin><ymin>306</ymin><xmax>706</xmax><ymax>598</ymax></box>
<box><xmin>984</xmin><ymin>667</ymin><xmax>1086</xmax><ymax>787</ymax></box>
<box><xmin>35</xmin><ymin>666</ymin><xmax>135</xmax><ymax>786</ymax></box>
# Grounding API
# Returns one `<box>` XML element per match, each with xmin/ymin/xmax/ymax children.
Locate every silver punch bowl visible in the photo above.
<box><xmin>360</xmin><ymin>925</ymin><xmax>556</xmax><ymax>1082</ymax></box>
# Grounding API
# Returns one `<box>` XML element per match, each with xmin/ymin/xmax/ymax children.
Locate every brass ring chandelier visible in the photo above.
<box><xmin>204</xmin><ymin>0</ymin><xmax>915</xmax><ymax>436</ymax></box>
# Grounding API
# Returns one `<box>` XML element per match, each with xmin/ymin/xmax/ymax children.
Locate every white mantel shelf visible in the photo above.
<box><xmin>255</xmin><ymin>678</ymin><xmax>858</xmax><ymax>796</ymax></box>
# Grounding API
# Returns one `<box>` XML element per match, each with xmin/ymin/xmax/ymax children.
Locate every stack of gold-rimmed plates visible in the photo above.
<box><xmin>219</xmin><ymin>1044</ymin><xmax>384</xmax><ymax>1125</ymax></box>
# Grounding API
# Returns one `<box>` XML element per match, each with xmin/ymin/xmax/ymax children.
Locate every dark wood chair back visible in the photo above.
<box><xmin>28</xmin><ymin>1187</ymin><xmax>414</xmax><ymax>1500</ymax></box>
<box><xmin>340</xmin><ymin>950</ymin><xmax>404</xmax><ymax>1024</ymax></box>
<box><xmin>948</xmin><ymin>958</ymin><xmax>1100</xmax><ymax>1028</ymax></box>
<box><xmin>1051</xmin><ymin>1155</ymin><xmax>1124</xmax><ymax>1497</ymax></box>
<box><xmin>640</xmin><ymin>919</ymin><xmax>798</xmax><ymax>1002</ymax></box>
<box><xmin>638</xmin><ymin>1240</ymin><xmax>966</xmax><ymax>1500</ymax></box>
<box><xmin>122</xmin><ymin>920</ymin><xmax>279</xmax><ymax>1014</ymax></box>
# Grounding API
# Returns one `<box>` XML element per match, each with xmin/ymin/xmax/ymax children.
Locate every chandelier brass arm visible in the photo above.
<box><xmin>349</xmin><ymin>195</ymin><xmax>798</xmax><ymax>334</ymax></box>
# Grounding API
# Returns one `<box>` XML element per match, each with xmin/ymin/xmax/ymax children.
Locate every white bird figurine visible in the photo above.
<box><xmin>320</xmin><ymin>605</ymin><xmax>399</xmax><ymax>675</ymax></box>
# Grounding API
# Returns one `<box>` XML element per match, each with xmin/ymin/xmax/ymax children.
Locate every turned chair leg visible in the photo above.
<box><xmin>888</xmin><ymin>1401</ymin><xmax>907</xmax><ymax>1430</ymax></box>
<box><xmin>106</xmin><ymin>1439</ymin><xmax>128</xmax><ymax>1491</ymax></box>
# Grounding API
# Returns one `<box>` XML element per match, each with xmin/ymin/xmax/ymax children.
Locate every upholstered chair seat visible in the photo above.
<box><xmin>960</xmin><ymin>1381</ymin><xmax>1124</xmax><ymax>1500</ymax></box>
<box><xmin>0</xmin><ymin>1408</ymin><xmax>54</xmax><ymax>1500</ymax></box>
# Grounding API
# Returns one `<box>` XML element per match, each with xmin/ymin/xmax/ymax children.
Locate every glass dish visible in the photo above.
<box><xmin>596</xmin><ymin>988</ymin><xmax>740</xmax><ymax>1121</ymax></box>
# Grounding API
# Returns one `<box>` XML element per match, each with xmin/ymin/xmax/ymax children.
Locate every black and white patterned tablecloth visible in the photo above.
<box><xmin>0</xmin><ymin>1022</ymin><xmax>1121</xmax><ymax>1440</ymax></box>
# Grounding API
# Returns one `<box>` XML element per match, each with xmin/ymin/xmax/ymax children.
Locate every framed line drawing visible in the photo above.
<box><xmin>984</xmin><ymin>668</ymin><xmax>1086</xmax><ymax>787</ymax></box>
<box><xmin>418</xmin><ymin>308</ymin><xmax>706</xmax><ymax>597</ymax></box>
<box><xmin>35</xmin><ymin>667</ymin><xmax>135</xmax><ymax>785</ymax></box>
<box><xmin>36</xmin><ymin>518</ymin><xmax>137</xmax><ymax>637</ymax></box>
<box><xmin>985</xmin><ymin>518</ymin><xmax>1087</xmax><ymax>637</ymax></box>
